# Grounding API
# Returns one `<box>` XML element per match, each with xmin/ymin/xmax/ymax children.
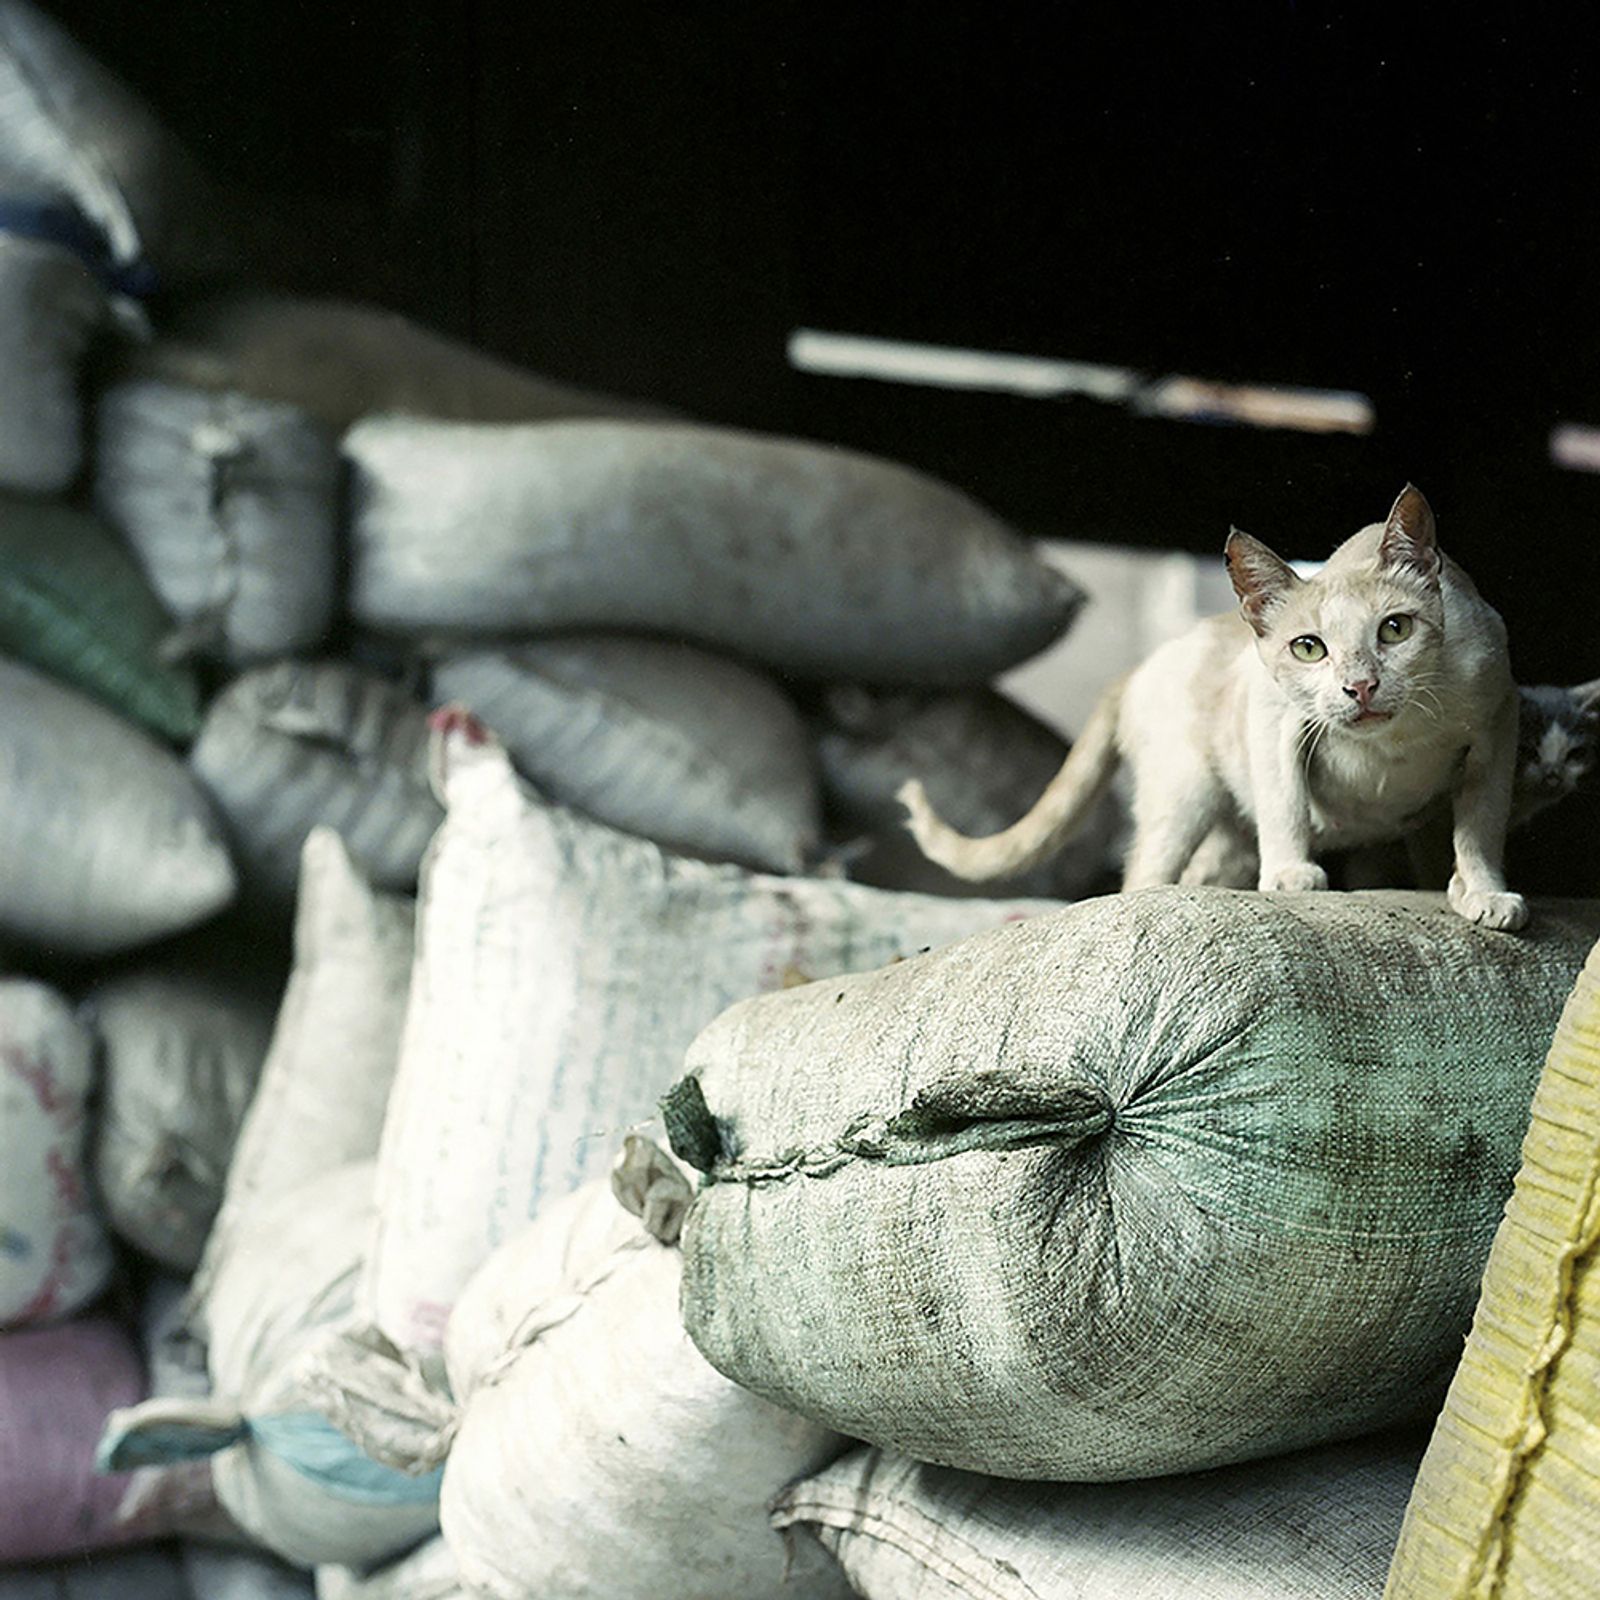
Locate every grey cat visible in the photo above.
<box><xmin>1512</xmin><ymin>680</ymin><xmax>1600</xmax><ymax>825</ymax></box>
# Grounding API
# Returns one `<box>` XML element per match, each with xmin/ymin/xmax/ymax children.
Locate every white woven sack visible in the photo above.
<box><xmin>772</xmin><ymin>1432</ymin><xmax>1425</xmax><ymax>1600</ymax></box>
<box><xmin>346</xmin><ymin>416</ymin><xmax>1083</xmax><ymax>685</ymax></box>
<box><xmin>0</xmin><ymin>233</ymin><xmax>103</xmax><ymax>492</ymax></box>
<box><xmin>190</xmin><ymin>660</ymin><xmax>442</xmax><ymax>912</ymax></box>
<box><xmin>432</xmin><ymin>636</ymin><xmax>821</xmax><ymax>871</ymax></box>
<box><xmin>0</xmin><ymin>656</ymin><xmax>235</xmax><ymax>955</ymax></box>
<box><xmin>362</xmin><ymin>722</ymin><xmax>1059</xmax><ymax>1364</ymax></box>
<box><xmin>189</xmin><ymin>829</ymin><xmax>414</xmax><ymax>1324</ymax></box>
<box><xmin>0</xmin><ymin>978</ymin><xmax>111</xmax><ymax>1326</ymax></box>
<box><xmin>813</xmin><ymin>682</ymin><xmax>1119</xmax><ymax>898</ymax></box>
<box><xmin>98</xmin><ymin>1163</ymin><xmax>440</xmax><ymax>1571</ymax></box>
<box><xmin>308</xmin><ymin>1148</ymin><xmax>849</xmax><ymax>1600</ymax></box>
<box><xmin>88</xmin><ymin>955</ymin><xmax>280</xmax><ymax>1271</ymax></box>
<box><xmin>315</xmin><ymin>1537</ymin><xmax>463</xmax><ymax>1600</ymax></box>
<box><xmin>95</xmin><ymin>378</ymin><xmax>340</xmax><ymax>664</ymax></box>
<box><xmin>0</xmin><ymin>0</ymin><xmax>236</xmax><ymax>279</ymax></box>
<box><xmin>186</xmin><ymin>1547</ymin><xmax>317</xmax><ymax>1600</ymax></box>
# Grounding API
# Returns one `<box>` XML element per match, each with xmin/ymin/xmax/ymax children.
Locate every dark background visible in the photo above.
<box><xmin>47</xmin><ymin>1</ymin><xmax>1600</xmax><ymax>890</ymax></box>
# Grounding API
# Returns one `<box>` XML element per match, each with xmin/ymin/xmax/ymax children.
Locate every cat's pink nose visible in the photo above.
<box><xmin>1342</xmin><ymin>678</ymin><xmax>1379</xmax><ymax>709</ymax></box>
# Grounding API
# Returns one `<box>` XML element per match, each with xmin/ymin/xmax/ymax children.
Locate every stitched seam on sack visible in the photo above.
<box><xmin>1466</xmin><ymin>989</ymin><xmax>1600</xmax><ymax>1597</ymax></box>
<box><xmin>470</xmin><ymin>1234</ymin><xmax>653</xmax><ymax>1396</ymax></box>
<box><xmin>774</xmin><ymin>1494</ymin><xmax>1044</xmax><ymax>1600</ymax></box>
<box><xmin>1474</xmin><ymin>1150</ymin><xmax>1600</xmax><ymax>1594</ymax></box>
<box><xmin>702</xmin><ymin>1108</ymin><xmax>1115</xmax><ymax>1187</ymax></box>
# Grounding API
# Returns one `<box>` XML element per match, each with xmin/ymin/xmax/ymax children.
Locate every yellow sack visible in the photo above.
<box><xmin>1386</xmin><ymin>935</ymin><xmax>1600</xmax><ymax>1599</ymax></box>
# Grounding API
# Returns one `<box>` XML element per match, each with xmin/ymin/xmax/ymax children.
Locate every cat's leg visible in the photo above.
<box><xmin>1121</xmin><ymin>766</ymin><xmax>1225</xmax><ymax>891</ymax></box>
<box><xmin>1179</xmin><ymin>823</ymin><xmax>1258</xmax><ymax>887</ymax></box>
<box><xmin>1248</xmin><ymin>707</ymin><xmax>1328</xmax><ymax>893</ymax></box>
<box><xmin>1448</xmin><ymin>688</ymin><xmax>1528</xmax><ymax>930</ymax></box>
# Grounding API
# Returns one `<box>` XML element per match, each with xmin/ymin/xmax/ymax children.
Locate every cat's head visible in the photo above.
<box><xmin>1513</xmin><ymin>679</ymin><xmax>1600</xmax><ymax>822</ymax></box>
<box><xmin>1224</xmin><ymin>483</ymin><xmax>1446</xmax><ymax>734</ymax></box>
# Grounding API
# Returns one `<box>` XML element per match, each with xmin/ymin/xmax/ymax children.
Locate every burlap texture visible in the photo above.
<box><xmin>676</xmin><ymin>887</ymin><xmax>1600</xmax><ymax>1480</ymax></box>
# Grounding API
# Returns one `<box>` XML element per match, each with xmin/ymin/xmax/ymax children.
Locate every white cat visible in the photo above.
<box><xmin>901</xmin><ymin>485</ymin><xmax>1528</xmax><ymax>929</ymax></box>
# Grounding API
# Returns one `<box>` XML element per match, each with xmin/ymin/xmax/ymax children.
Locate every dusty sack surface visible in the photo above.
<box><xmin>774</xmin><ymin>1430</ymin><xmax>1426</xmax><ymax>1600</ymax></box>
<box><xmin>1383</xmin><ymin>932</ymin><xmax>1600</xmax><ymax>1600</ymax></box>
<box><xmin>674</xmin><ymin>887</ymin><xmax>1600</xmax><ymax>1480</ymax></box>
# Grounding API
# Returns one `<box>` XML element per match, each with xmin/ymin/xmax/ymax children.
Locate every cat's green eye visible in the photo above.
<box><xmin>1378</xmin><ymin>613</ymin><xmax>1415</xmax><ymax>644</ymax></box>
<box><xmin>1289</xmin><ymin>635</ymin><xmax>1327</xmax><ymax>663</ymax></box>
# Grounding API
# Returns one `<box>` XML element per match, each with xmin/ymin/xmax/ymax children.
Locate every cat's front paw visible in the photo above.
<box><xmin>1448</xmin><ymin>875</ymin><xmax>1529</xmax><ymax>932</ymax></box>
<box><xmin>1261</xmin><ymin>862</ymin><xmax>1329</xmax><ymax>893</ymax></box>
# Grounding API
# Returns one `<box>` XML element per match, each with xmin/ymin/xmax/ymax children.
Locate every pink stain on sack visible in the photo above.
<box><xmin>2</xmin><ymin>1043</ymin><xmax>64</xmax><ymax>1117</ymax></box>
<box><xmin>0</xmin><ymin>1318</ymin><xmax>150</xmax><ymax>1562</ymax></box>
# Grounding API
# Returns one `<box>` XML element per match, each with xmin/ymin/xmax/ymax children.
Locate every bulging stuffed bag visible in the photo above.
<box><xmin>95</xmin><ymin>379</ymin><xmax>341</xmax><ymax>665</ymax></box>
<box><xmin>307</xmin><ymin>1142</ymin><xmax>849</xmax><ymax>1600</ymax></box>
<box><xmin>88</xmin><ymin>950</ymin><xmax>281</xmax><ymax>1271</ymax></box>
<box><xmin>0</xmin><ymin>979</ymin><xmax>110</xmax><ymax>1327</ymax></box>
<box><xmin>188</xmin><ymin>828</ymin><xmax>414</xmax><ymax>1326</ymax></box>
<box><xmin>362</xmin><ymin>721</ymin><xmax>1059</xmax><ymax>1365</ymax></box>
<box><xmin>122</xmin><ymin>291</ymin><xmax>670</xmax><ymax>433</ymax></box>
<box><xmin>431</xmin><ymin>635</ymin><xmax>822</xmax><ymax>873</ymax></box>
<box><xmin>672</xmin><ymin>887</ymin><xmax>1600</xmax><ymax>1481</ymax></box>
<box><xmin>0</xmin><ymin>232</ymin><xmax>103</xmax><ymax>493</ymax></box>
<box><xmin>774</xmin><ymin>1430</ymin><xmax>1426</xmax><ymax>1600</ymax></box>
<box><xmin>190</xmin><ymin>660</ymin><xmax>441</xmax><ymax>913</ymax></box>
<box><xmin>346</xmin><ymin>416</ymin><xmax>1083</xmax><ymax>685</ymax></box>
<box><xmin>99</xmin><ymin>1163</ymin><xmax>440</xmax><ymax>1570</ymax></box>
<box><xmin>0</xmin><ymin>656</ymin><xmax>234</xmax><ymax>955</ymax></box>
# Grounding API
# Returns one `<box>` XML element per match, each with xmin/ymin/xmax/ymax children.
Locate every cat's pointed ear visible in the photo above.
<box><xmin>1573</xmin><ymin>677</ymin><xmax>1600</xmax><ymax>716</ymax></box>
<box><xmin>1379</xmin><ymin>484</ymin><xmax>1441</xmax><ymax>584</ymax></box>
<box><xmin>1225</xmin><ymin>529</ymin><xmax>1301</xmax><ymax>635</ymax></box>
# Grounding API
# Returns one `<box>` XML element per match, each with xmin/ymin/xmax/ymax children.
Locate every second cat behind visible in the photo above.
<box><xmin>901</xmin><ymin>485</ymin><xmax>1528</xmax><ymax>930</ymax></box>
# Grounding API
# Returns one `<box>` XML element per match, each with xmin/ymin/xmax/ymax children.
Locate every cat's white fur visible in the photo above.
<box><xmin>900</xmin><ymin>486</ymin><xmax>1527</xmax><ymax>929</ymax></box>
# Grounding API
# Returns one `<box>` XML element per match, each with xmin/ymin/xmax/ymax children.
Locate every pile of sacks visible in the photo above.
<box><xmin>5</xmin><ymin>6</ymin><xmax>1600</xmax><ymax>1600</ymax></box>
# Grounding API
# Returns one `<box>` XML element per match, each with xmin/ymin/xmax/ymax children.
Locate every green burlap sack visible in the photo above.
<box><xmin>0</xmin><ymin>493</ymin><xmax>199</xmax><ymax>739</ymax></box>
<box><xmin>670</xmin><ymin>887</ymin><xmax>1600</xmax><ymax>1482</ymax></box>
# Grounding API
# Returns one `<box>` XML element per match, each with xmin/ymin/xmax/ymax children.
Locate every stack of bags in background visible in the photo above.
<box><xmin>0</xmin><ymin>3</ymin><xmax>1080</xmax><ymax>1596</ymax></box>
<box><xmin>6</xmin><ymin>6</ymin><xmax>1600</xmax><ymax>1600</ymax></box>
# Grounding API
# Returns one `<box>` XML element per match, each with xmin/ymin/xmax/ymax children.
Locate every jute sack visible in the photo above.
<box><xmin>99</xmin><ymin>1163</ymin><xmax>440</xmax><ymax>1570</ymax></box>
<box><xmin>0</xmin><ymin>979</ymin><xmax>110</xmax><ymax>1326</ymax></box>
<box><xmin>0</xmin><ymin>0</ymin><xmax>237</xmax><ymax>281</ymax></box>
<box><xmin>1383</xmin><ymin>933</ymin><xmax>1600</xmax><ymax>1599</ymax></box>
<box><xmin>672</xmin><ymin>887</ymin><xmax>1600</xmax><ymax>1481</ymax></box>
<box><xmin>432</xmin><ymin>636</ymin><xmax>821</xmax><ymax>872</ymax></box>
<box><xmin>362</xmin><ymin>723</ymin><xmax>1058</xmax><ymax>1364</ymax></box>
<box><xmin>0</xmin><ymin>230</ymin><xmax>103</xmax><ymax>493</ymax></box>
<box><xmin>125</xmin><ymin>292</ymin><xmax>670</xmax><ymax>433</ymax></box>
<box><xmin>773</xmin><ymin>1431</ymin><xmax>1425</xmax><ymax>1600</ymax></box>
<box><xmin>0</xmin><ymin>656</ymin><xmax>235</xmax><ymax>956</ymax></box>
<box><xmin>87</xmin><ymin>951</ymin><xmax>281</xmax><ymax>1271</ymax></box>
<box><xmin>346</xmin><ymin>417</ymin><xmax>1083</xmax><ymax>686</ymax></box>
<box><xmin>0</xmin><ymin>491</ymin><xmax>200</xmax><ymax>739</ymax></box>
<box><xmin>95</xmin><ymin>379</ymin><xmax>341</xmax><ymax>664</ymax></box>
<box><xmin>188</xmin><ymin>829</ymin><xmax>414</xmax><ymax>1327</ymax></box>
<box><xmin>309</xmin><ymin>1146</ymin><xmax>849</xmax><ymax>1600</ymax></box>
<box><xmin>190</xmin><ymin>661</ymin><xmax>441</xmax><ymax>913</ymax></box>
<box><xmin>813</xmin><ymin>682</ymin><xmax>1118</xmax><ymax>899</ymax></box>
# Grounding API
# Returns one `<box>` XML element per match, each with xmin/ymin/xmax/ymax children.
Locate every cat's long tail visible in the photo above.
<box><xmin>898</xmin><ymin>676</ymin><xmax>1126</xmax><ymax>882</ymax></box>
